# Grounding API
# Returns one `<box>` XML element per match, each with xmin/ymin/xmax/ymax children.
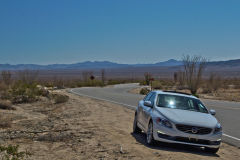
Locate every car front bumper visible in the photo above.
<box><xmin>153</xmin><ymin>122</ymin><xmax>222</xmax><ymax>149</ymax></box>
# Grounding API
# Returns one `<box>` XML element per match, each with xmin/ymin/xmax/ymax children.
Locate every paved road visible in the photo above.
<box><xmin>71</xmin><ymin>83</ymin><xmax>240</xmax><ymax>147</ymax></box>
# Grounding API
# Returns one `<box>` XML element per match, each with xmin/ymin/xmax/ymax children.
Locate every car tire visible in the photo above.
<box><xmin>205</xmin><ymin>147</ymin><xmax>220</xmax><ymax>154</ymax></box>
<box><xmin>133</xmin><ymin>113</ymin><xmax>141</xmax><ymax>134</ymax></box>
<box><xmin>146</xmin><ymin>121</ymin><xmax>155</xmax><ymax>145</ymax></box>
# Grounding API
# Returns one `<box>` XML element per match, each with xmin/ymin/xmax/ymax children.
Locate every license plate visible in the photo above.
<box><xmin>189</xmin><ymin>135</ymin><xmax>198</xmax><ymax>141</ymax></box>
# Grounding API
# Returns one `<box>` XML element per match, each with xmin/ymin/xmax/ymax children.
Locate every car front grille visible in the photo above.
<box><xmin>176</xmin><ymin>124</ymin><xmax>212</xmax><ymax>135</ymax></box>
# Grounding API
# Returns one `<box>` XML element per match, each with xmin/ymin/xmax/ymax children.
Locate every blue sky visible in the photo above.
<box><xmin>0</xmin><ymin>0</ymin><xmax>240</xmax><ymax>64</ymax></box>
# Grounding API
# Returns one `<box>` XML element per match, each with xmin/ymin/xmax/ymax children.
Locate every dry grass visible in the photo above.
<box><xmin>139</xmin><ymin>88</ymin><xmax>150</xmax><ymax>95</ymax></box>
<box><xmin>51</xmin><ymin>93</ymin><xmax>69</xmax><ymax>104</ymax></box>
<box><xmin>0</xmin><ymin>113</ymin><xmax>12</xmax><ymax>128</ymax></box>
<box><xmin>151</xmin><ymin>80</ymin><xmax>163</xmax><ymax>89</ymax></box>
<box><xmin>199</xmin><ymin>88</ymin><xmax>240</xmax><ymax>101</ymax></box>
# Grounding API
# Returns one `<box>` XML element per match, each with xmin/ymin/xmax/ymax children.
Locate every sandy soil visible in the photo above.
<box><xmin>0</xmin><ymin>90</ymin><xmax>239</xmax><ymax>160</ymax></box>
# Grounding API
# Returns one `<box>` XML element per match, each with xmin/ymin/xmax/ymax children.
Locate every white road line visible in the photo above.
<box><xmin>70</xmin><ymin>89</ymin><xmax>240</xmax><ymax>142</ymax></box>
<box><xmin>223</xmin><ymin>134</ymin><xmax>240</xmax><ymax>141</ymax></box>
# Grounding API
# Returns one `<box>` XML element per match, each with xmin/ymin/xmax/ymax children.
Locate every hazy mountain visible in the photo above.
<box><xmin>207</xmin><ymin>59</ymin><xmax>240</xmax><ymax>67</ymax></box>
<box><xmin>0</xmin><ymin>59</ymin><xmax>240</xmax><ymax>70</ymax></box>
<box><xmin>0</xmin><ymin>61</ymin><xmax>129</xmax><ymax>70</ymax></box>
<box><xmin>154</xmin><ymin>59</ymin><xmax>182</xmax><ymax>66</ymax></box>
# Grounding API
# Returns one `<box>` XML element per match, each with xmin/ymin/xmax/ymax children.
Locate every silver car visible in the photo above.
<box><xmin>133</xmin><ymin>91</ymin><xmax>222</xmax><ymax>153</ymax></box>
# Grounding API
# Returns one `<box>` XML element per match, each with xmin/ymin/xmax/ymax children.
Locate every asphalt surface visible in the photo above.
<box><xmin>71</xmin><ymin>83</ymin><xmax>240</xmax><ymax>147</ymax></box>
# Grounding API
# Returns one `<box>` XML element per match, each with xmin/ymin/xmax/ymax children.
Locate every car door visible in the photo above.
<box><xmin>142</xmin><ymin>92</ymin><xmax>156</xmax><ymax>130</ymax></box>
<box><xmin>138</xmin><ymin>92</ymin><xmax>153</xmax><ymax>128</ymax></box>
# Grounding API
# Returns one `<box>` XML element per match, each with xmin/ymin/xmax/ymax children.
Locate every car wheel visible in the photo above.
<box><xmin>133</xmin><ymin>113</ymin><xmax>141</xmax><ymax>133</ymax></box>
<box><xmin>146</xmin><ymin>121</ymin><xmax>155</xmax><ymax>145</ymax></box>
<box><xmin>205</xmin><ymin>147</ymin><xmax>220</xmax><ymax>154</ymax></box>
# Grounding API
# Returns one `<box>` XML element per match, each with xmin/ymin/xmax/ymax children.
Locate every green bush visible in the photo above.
<box><xmin>139</xmin><ymin>80</ymin><xmax>146</xmax><ymax>86</ymax></box>
<box><xmin>107</xmin><ymin>79</ymin><xmax>126</xmax><ymax>85</ymax></box>
<box><xmin>76</xmin><ymin>80</ymin><xmax>104</xmax><ymax>87</ymax></box>
<box><xmin>7</xmin><ymin>81</ymin><xmax>49</xmax><ymax>104</ymax></box>
<box><xmin>140</xmin><ymin>88</ymin><xmax>150</xmax><ymax>95</ymax></box>
<box><xmin>0</xmin><ymin>145</ymin><xmax>31</xmax><ymax>160</ymax></box>
<box><xmin>9</xmin><ymin>81</ymin><xmax>40</xmax><ymax>104</ymax></box>
<box><xmin>192</xmin><ymin>94</ymin><xmax>199</xmax><ymax>98</ymax></box>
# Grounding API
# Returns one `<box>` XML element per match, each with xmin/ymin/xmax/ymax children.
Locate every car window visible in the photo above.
<box><xmin>144</xmin><ymin>92</ymin><xmax>153</xmax><ymax>101</ymax></box>
<box><xmin>187</xmin><ymin>99</ymin><xmax>195</xmax><ymax>110</ymax></box>
<box><xmin>149</xmin><ymin>93</ymin><xmax>156</xmax><ymax>105</ymax></box>
<box><xmin>198</xmin><ymin>103</ymin><xmax>207</xmax><ymax>113</ymax></box>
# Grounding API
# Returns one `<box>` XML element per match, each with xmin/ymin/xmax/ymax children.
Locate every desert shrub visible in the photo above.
<box><xmin>152</xmin><ymin>81</ymin><xmax>163</xmax><ymax>89</ymax></box>
<box><xmin>182</xmin><ymin>55</ymin><xmax>207</xmax><ymax>94</ymax></box>
<box><xmin>0</xmin><ymin>100</ymin><xmax>15</xmax><ymax>110</ymax></box>
<box><xmin>175</xmin><ymin>71</ymin><xmax>186</xmax><ymax>89</ymax></box>
<box><xmin>140</xmin><ymin>88</ymin><xmax>150</xmax><ymax>95</ymax></box>
<box><xmin>0</xmin><ymin>82</ymin><xmax>8</xmax><ymax>91</ymax></box>
<box><xmin>77</xmin><ymin>80</ymin><xmax>104</xmax><ymax>87</ymax></box>
<box><xmin>17</xmin><ymin>70</ymin><xmax>39</xmax><ymax>84</ymax></box>
<box><xmin>0</xmin><ymin>82</ymin><xmax>11</xmax><ymax>100</ymax></box>
<box><xmin>101</xmin><ymin>69</ymin><xmax>106</xmax><ymax>84</ymax></box>
<box><xmin>139</xmin><ymin>80</ymin><xmax>146</xmax><ymax>86</ymax></box>
<box><xmin>9</xmin><ymin>81</ymin><xmax>40</xmax><ymax>104</ymax></box>
<box><xmin>51</xmin><ymin>94</ymin><xmax>69</xmax><ymax>104</ymax></box>
<box><xmin>221</xmin><ymin>80</ymin><xmax>229</xmax><ymax>90</ymax></box>
<box><xmin>87</xmin><ymin>80</ymin><xmax>105</xmax><ymax>87</ymax></box>
<box><xmin>107</xmin><ymin>79</ymin><xmax>126</xmax><ymax>85</ymax></box>
<box><xmin>202</xmin><ymin>73</ymin><xmax>222</xmax><ymax>93</ymax></box>
<box><xmin>0</xmin><ymin>145</ymin><xmax>31</xmax><ymax>160</ymax></box>
<box><xmin>160</xmin><ymin>79</ymin><xmax>175</xmax><ymax>87</ymax></box>
<box><xmin>209</xmin><ymin>73</ymin><xmax>222</xmax><ymax>92</ymax></box>
<box><xmin>1</xmin><ymin>71</ymin><xmax>12</xmax><ymax>86</ymax></box>
<box><xmin>43</xmin><ymin>82</ymin><xmax>54</xmax><ymax>88</ymax></box>
<box><xmin>235</xmin><ymin>84</ymin><xmax>240</xmax><ymax>89</ymax></box>
<box><xmin>144</xmin><ymin>72</ymin><xmax>152</xmax><ymax>86</ymax></box>
<box><xmin>201</xmin><ymin>87</ymin><xmax>211</xmax><ymax>94</ymax></box>
<box><xmin>37</xmin><ymin>87</ymin><xmax>50</xmax><ymax>97</ymax></box>
<box><xmin>8</xmin><ymin>81</ymin><xmax>50</xmax><ymax>104</ymax></box>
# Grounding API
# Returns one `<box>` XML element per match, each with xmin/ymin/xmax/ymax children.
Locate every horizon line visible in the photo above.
<box><xmin>1</xmin><ymin>58</ymin><xmax>240</xmax><ymax>66</ymax></box>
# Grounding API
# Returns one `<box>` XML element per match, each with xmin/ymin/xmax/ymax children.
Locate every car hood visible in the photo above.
<box><xmin>156</xmin><ymin>107</ymin><xmax>218</xmax><ymax>128</ymax></box>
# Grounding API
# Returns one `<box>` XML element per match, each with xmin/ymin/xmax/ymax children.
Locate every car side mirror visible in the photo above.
<box><xmin>144</xmin><ymin>101</ymin><xmax>153</xmax><ymax>108</ymax></box>
<box><xmin>210</xmin><ymin>109</ymin><xmax>216</xmax><ymax>115</ymax></box>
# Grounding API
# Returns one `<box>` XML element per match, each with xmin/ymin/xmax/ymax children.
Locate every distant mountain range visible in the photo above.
<box><xmin>0</xmin><ymin>59</ymin><xmax>239</xmax><ymax>70</ymax></box>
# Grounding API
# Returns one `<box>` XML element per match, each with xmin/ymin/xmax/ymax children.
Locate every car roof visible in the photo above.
<box><xmin>152</xmin><ymin>90</ymin><xmax>198</xmax><ymax>99</ymax></box>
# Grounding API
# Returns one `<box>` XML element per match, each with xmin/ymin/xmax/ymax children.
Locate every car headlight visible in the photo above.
<box><xmin>214</xmin><ymin>123</ymin><xmax>222</xmax><ymax>134</ymax></box>
<box><xmin>156</xmin><ymin>117</ymin><xmax>172</xmax><ymax>128</ymax></box>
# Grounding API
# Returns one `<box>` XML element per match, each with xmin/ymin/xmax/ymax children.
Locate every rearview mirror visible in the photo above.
<box><xmin>210</xmin><ymin>109</ymin><xmax>216</xmax><ymax>115</ymax></box>
<box><xmin>144</xmin><ymin>101</ymin><xmax>153</xmax><ymax>108</ymax></box>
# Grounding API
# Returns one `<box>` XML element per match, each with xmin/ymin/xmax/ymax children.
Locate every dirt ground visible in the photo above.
<box><xmin>0</xmin><ymin>90</ymin><xmax>239</xmax><ymax>160</ymax></box>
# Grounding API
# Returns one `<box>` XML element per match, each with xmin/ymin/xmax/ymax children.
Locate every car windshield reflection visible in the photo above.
<box><xmin>157</xmin><ymin>94</ymin><xmax>208</xmax><ymax>113</ymax></box>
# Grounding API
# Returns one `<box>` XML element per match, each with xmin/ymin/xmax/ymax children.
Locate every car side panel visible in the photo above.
<box><xmin>142</xmin><ymin>105</ymin><xmax>152</xmax><ymax>131</ymax></box>
<box><xmin>137</xmin><ymin>100</ymin><xmax>145</xmax><ymax>128</ymax></box>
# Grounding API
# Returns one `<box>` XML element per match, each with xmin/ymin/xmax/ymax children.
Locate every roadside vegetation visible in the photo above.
<box><xmin>0</xmin><ymin>145</ymin><xmax>31</xmax><ymax>160</ymax></box>
<box><xmin>138</xmin><ymin>55</ymin><xmax>240</xmax><ymax>102</ymax></box>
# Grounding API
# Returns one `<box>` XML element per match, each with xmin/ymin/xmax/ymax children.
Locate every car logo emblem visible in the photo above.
<box><xmin>191</xmin><ymin>127</ymin><xmax>198</xmax><ymax>134</ymax></box>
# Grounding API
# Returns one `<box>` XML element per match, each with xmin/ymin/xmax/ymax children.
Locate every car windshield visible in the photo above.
<box><xmin>157</xmin><ymin>94</ymin><xmax>208</xmax><ymax>113</ymax></box>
